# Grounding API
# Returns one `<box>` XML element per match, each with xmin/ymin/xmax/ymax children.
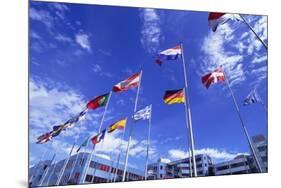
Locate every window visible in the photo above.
<box><xmin>160</xmin><ymin>165</ymin><xmax>163</xmax><ymax>170</ymax></box>
<box><xmin>160</xmin><ymin>174</ymin><xmax>163</xmax><ymax>178</ymax></box>
<box><xmin>205</xmin><ymin>163</ymin><xmax>208</xmax><ymax>167</ymax></box>
<box><xmin>74</xmin><ymin>172</ymin><xmax>80</xmax><ymax>180</ymax></box>
<box><xmin>217</xmin><ymin>165</ymin><xmax>229</xmax><ymax>171</ymax></box>
<box><xmin>258</xmin><ymin>146</ymin><xmax>267</xmax><ymax>152</ymax></box>
<box><xmin>262</xmin><ymin>156</ymin><xmax>267</xmax><ymax>162</ymax></box>
<box><xmin>230</xmin><ymin>162</ymin><xmax>246</xmax><ymax>168</ymax></box>
<box><xmin>43</xmin><ymin>165</ymin><xmax>48</xmax><ymax>170</ymax></box>
<box><xmin>80</xmin><ymin>158</ymin><xmax>85</xmax><ymax>166</ymax></box>
<box><xmin>85</xmin><ymin>174</ymin><xmax>93</xmax><ymax>182</ymax></box>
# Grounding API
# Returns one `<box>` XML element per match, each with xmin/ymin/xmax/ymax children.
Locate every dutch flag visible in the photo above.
<box><xmin>155</xmin><ymin>45</ymin><xmax>182</xmax><ymax>66</ymax></box>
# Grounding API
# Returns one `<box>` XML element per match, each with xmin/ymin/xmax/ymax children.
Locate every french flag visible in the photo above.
<box><xmin>155</xmin><ymin>45</ymin><xmax>182</xmax><ymax>66</ymax></box>
<box><xmin>208</xmin><ymin>12</ymin><xmax>240</xmax><ymax>32</ymax></box>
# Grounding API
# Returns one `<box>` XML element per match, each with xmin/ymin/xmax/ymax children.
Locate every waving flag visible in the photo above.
<box><xmin>91</xmin><ymin>129</ymin><xmax>106</xmax><ymax>145</ymax></box>
<box><xmin>244</xmin><ymin>89</ymin><xmax>261</xmax><ymax>105</ymax></box>
<box><xmin>132</xmin><ymin>105</ymin><xmax>152</xmax><ymax>121</ymax></box>
<box><xmin>202</xmin><ymin>68</ymin><xmax>225</xmax><ymax>89</ymax></box>
<box><xmin>155</xmin><ymin>45</ymin><xmax>182</xmax><ymax>66</ymax></box>
<box><xmin>50</xmin><ymin>125</ymin><xmax>66</xmax><ymax>137</ymax></box>
<box><xmin>76</xmin><ymin>136</ymin><xmax>90</xmax><ymax>153</ymax></box>
<box><xmin>163</xmin><ymin>89</ymin><xmax>185</xmax><ymax>104</ymax></box>
<box><xmin>208</xmin><ymin>12</ymin><xmax>241</xmax><ymax>32</ymax></box>
<box><xmin>64</xmin><ymin>109</ymin><xmax>88</xmax><ymax>128</ymax></box>
<box><xmin>36</xmin><ymin>133</ymin><xmax>52</xmax><ymax>144</ymax></box>
<box><xmin>87</xmin><ymin>93</ymin><xmax>110</xmax><ymax>110</ymax></box>
<box><xmin>108</xmin><ymin>118</ymin><xmax>127</xmax><ymax>133</ymax></box>
<box><xmin>112</xmin><ymin>72</ymin><xmax>141</xmax><ymax>92</ymax></box>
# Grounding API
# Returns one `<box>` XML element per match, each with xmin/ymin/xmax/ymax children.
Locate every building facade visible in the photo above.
<box><xmin>29</xmin><ymin>152</ymin><xmax>144</xmax><ymax>187</ymax></box>
<box><xmin>147</xmin><ymin>154</ymin><xmax>214</xmax><ymax>180</ymax></box>
<box><xmin>214</xmin><ymin>134</ymin><xmax>268</xmax><ymax>175</ymax></box>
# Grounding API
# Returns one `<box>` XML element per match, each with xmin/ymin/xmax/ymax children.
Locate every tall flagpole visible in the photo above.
<box><xmin>122</xmin><ymin>70</ymin><xmax>143</xmax><ymax>182</ymax></box>
<box><xmin>29</xmin><ymin>147</ymin><xmax>48</xmax><ymax>185</ymax></box>
<box><xmin>223</xmin><ymin>69</ymin><xmax>263</xmax><ymax>173</ymax></box>
<box><xmin>188</xmin><ymin>146</ymin><xmax>193</xmax><ymax>177</ymax></box>
<box><xmin>239</xmin><ymin>14</ymin><xmax>268</xmax><ymax>50</ymax></box>
<box><xmin>112</xmin><ymin>124</ymin><xmax>128</xmax><ymax>182</ymax></box>
<box><xmin>144</xmin><ymin>105</ymin><xmax>152</xmax><ymax>180</ymax></box>
<box><xmin>180</xmin><ymin>44</ymin><xmax>197</xmax><ymax>177</ymax></box>
<box><xmin>55</xmin><ymin>108</ymin><xmax>89</xmax><ymax>186</ymax></box>
<box><xmin>81</xmin><ymin>91</ymin><xmax>112</xmax><ymax>183</ymax></box>
<box><xmin>55</xmin><ymin>141</ymin><xmax>75</xmax><ymax>185</ymax></box>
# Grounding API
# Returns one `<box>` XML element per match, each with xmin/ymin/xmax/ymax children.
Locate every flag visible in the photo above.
<box><xmin>107</xmin><ymin>118</ymin><xmax>127</xmax><ymax>133</ymax></box>
<box><xmin>50</xmin><ymin>125</ymin><xmax>66</xmax><ymax>137</ymax></box>
<box><xmin>155</xmin><ymin>45</ymin><xmax>182</xmax><ymax>66</ymax></box>
<box><xmin>132</xmin><ymin>105</ymin><xmax>152</xmax><ymax>121</ymax></box>
<box><xmin>163</xmin><ymin>89</ymin><xmax>185</xmax><ymax>104</ymax></box>
<box><xmin>36</xmin><ymin>133</ymin><xmax>52</xmax><ymax>144</ymax></box>
<box><xmin>112</xmin><ymin>72</ymin><xmax>141</xmax><ymax>92</ymax></box>
<box><xmin>243</xmin><ymin>89</ymin><xmax>261</xmax><ymax>105</ymax></box>
<box><xmin>201</xmin><ymin>68</ymin><xmax>225</xmax><ymax>89</ymax></box>
<box><xmin>87</xmin><ymin>93</ymin><xmax>110</xmax><ymax>110</ymax></box>
<box><xmin>64</xmin><ymin>109</ymin><xmax>88</xmax><ymax>128</ymax></box>
<box><xmin>91</xmin><ymin>129</ymin><xmax>106</xmax><ymax>145</ymax></box>
<box><xmin>76</xmin><ymin>136</ymin><xmax>90</xmax><ymax>153</ymax></box>
<box><xmin>208</xmin><ymin>12</ymin><xmax>241</xmax><ymax>32</ymax></box>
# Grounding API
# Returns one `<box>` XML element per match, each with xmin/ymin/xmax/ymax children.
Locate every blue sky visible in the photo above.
<box><xmin>29</xmin><ymin>1</ymin><xmax>268</xmax><ymax>172</ymax></box>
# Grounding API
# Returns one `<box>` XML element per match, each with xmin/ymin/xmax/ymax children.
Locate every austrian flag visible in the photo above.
<box><xmin>112</xmin><ymin>72</ymin><xmax>141</xmax><ymax>92</ymax></box>
<box><xmin>208</xmin><ymin>12</ymin><xmax>241</xmax><ymax>32</ymax></box>
<box><xmin>201</xmin><ymin>68</ymin><xmax>225</xmax><ymax>89</ymax></box>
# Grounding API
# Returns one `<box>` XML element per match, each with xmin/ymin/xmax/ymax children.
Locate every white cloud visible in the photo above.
<box><xmin>75</xmin><ymin>33</ymin><xmax>91</xmax><ymax>52</ymax></box>
<box><xmin>29</xmin><ymin>8</ymin><xmax>54</xmax><ymax>29</ymax></box>
<box><xmin>140</xmin><ymin>8</ymin><xmax>162</xmax><ymax>54</ymax></box>
<box><xmin>168</xmin><ymin>148</ymin><xmax>249</xmax><ymax>164</ymax></box>
<box><xmin>55</xmin><ymin>34</ymin><xmax>73</xmax><ymax>43</ymax></box>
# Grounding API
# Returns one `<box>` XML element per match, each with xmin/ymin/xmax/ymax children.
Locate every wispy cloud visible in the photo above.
<box><xmin>140</xmin><ymin>8</ymin><xmax>162</xmax><ymax>54</ymax></box>
<box><xmin>168</xmin><ymin>148</ymin><xmax>249</xmax><ymax>164</ymax></box>
<box><xmin>75</xmin><ymin>33</ymin><xmax>91</xmax><ymax>52</ymax></box>
<box><xmin>29</xmin><ymin>7</ymin><xmax>54</xmax><ymax>29</ymax></box>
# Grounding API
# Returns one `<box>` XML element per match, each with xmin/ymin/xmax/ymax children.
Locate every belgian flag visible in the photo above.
<box><xmin>163</xmin><ymin>89</ymin><xmax>185</xmax><ymax>104</ymax></box>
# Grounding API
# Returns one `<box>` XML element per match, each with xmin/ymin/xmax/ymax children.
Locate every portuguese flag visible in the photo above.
<box><xmin>86</xmin><ymin>93</ymin><xmax>110</xmax><ymax>110</ymax></box>
<box><xmin>163</xmin><ymin>89</ymin><xmax>185</xmax><ymax>104</ymax></box>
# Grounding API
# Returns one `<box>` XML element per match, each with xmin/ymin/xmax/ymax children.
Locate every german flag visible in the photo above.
<box><xmin>163</xmin><ymin>89</ymin><xmax>185</xmax><ymax>104</ymax></box>
<box><xmin>107</xmin><ymin>118</ymin><xmax>127</xmax><ymax>133</ymax></box>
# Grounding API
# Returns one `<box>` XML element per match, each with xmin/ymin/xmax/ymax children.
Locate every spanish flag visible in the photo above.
<box><xmin>107</xmin><ymin>118</ymin><xmax>127</xmax><ymax>133</ymax></box>
<box><xmin>163</xmin><ymin>89</ymin><xmax>185</xmax><ymax>104</ymax></box>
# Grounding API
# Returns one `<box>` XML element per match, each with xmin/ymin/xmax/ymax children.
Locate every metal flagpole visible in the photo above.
<box><xmin>239</xmin><ymin>14</ymin><xmax>268</xmax><ymax>50</ymax></box>
<box><xmin>223</xmin><ymin>69</ymin><xmax>263</xmax><ymax>173</ymax></box>
<box><xmin>55</xmin><ymin>141</ymin><xmax>75</xmax><ymax>185</ymax></box>
<box><xmin>112</xmin><ymin>125</ymin><xmax>128</xmax><ymax>182</ymax></box>
<box><xmin>38</xmin><ymin>141</ymin><xmax>58</xmax><ymax>186</ymax></box>
<box><xmin>188</xmin><ymin>146</ymin><xmax>193</xmax><ymax>177</ymax></box>
<box><xmin>144</xmin><ymin>105</ymin><xmax>152</xmax><ymax>180</ymax></box>
<box><xmin>29</xmin><ymin>147</ymin><xmax>48</xmax><ymax>185</ymax></box>
<box><xmin>39</xmin><ymin>152</ymin><xmax>57</xmax><ymax>186</ymax></box>
<box><xmin>180</xmin><ymin>44</ymin><xmax>197</xmax><ymax>177</ymax></box>
<box><xmin>122</xmin><ymin>70</ymin><xmax>143</xmax><ymax>182</ymax></box>
<box><xmin>81</xmin><ymin>91</ymin><xmax>112</xmax><ymax>183</ymax></box>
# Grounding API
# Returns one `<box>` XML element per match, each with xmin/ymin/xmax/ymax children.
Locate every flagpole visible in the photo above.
<box><xmin>122</xmin><ymin>70</ymin><xmax>143</xmax><ymax>182</ymax></box>
<box><xmin>239</xmin><ymin>14</ymin><xmax>268</xmax><ymax>50</ymax></box>
<box><xmin>144</xmin><ymin>105</ymin><xmax>152</xmax><ymax>180</ymax></box>
<box><xmin>38</xmin><ymin>141</ymin><xmax>58</xmax><ymax>186</ymax></box>
<box><xmin>223</xmin><ymin>69</ymin><xmax>263</xmax><ymax>173</ymax></box>
<box><xmin>180</xmin><ymin>44</ymin><xmax>197</xmax><ymax>177</ymax></box>
<box><xmin>81</xmin><ymin>91</ymin><xmax>112</xmax><ymax>183</ymax></box>
<box><xmin>55</xmin><ymin>141</ymin><xmax>76</xmax><ymax>185</ymax></box>
<box><xmin>188</xmin><ymin>146</ymin><xmax>193</xmax><ymax>177</ymax></box>
<box><xmin>29</xmin><ymin>147</ymin><xmax>48</xmax><ymax>185</ymax></box>
<box><xmin>39</xmin><ymin>152</ymin><xmax>56</xmax><ymax>186</ymax></box>
<box><xmin>112</xmin><ymin>125</ymin><xmax>128</xmax><ymax>182</ymax></box>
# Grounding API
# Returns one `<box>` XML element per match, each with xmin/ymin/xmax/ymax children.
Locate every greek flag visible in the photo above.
<box><xmin>132</xmin><ymin>105</ymin><xmax>152</xmax><ymax>121</ymax></box>
<box><xmin>243</xmin><ymin>89</ymin><xmax>261</xmax><ymax>105</ymax></box>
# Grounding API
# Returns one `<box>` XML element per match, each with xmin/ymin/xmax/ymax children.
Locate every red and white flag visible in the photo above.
<box><xmin>202</xmin><ymin>68</ymin><xmax>225</xmax><ymax>89</ymax></box>
<box><xmin>36</xmin><ymin>133</ymin><xmax>52</xmax><ymax>144</ymax></box>
<box><xmin>208</xmin><ymin>12</ymin><xmax>240</xmax><ymax>32</ymax></box>
<box><xmin>112</xmin><ymin>72</ymin><xmax>141</xmax><ymax>92</ymax></box>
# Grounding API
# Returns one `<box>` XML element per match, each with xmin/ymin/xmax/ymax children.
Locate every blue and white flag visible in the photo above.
<box><xmin>243</xmin><ymin>89</ymin><xmax>261</xmax><ymax>106</ymax></box>
<box><xmin>132</xmin><ymin>105</ymin><xmax>152</xmax><ymax>121</ymax></box>
<box><xmin>156</xmin><ymin>45</ymin><xmax>182</xmax><ymax>65</ymax></box>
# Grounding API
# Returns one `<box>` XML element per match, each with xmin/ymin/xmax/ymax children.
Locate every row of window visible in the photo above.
<box><xmin>216</xmin><ymin>161</ymin><xmax>248</xmax><ymax>171</ymax></box>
